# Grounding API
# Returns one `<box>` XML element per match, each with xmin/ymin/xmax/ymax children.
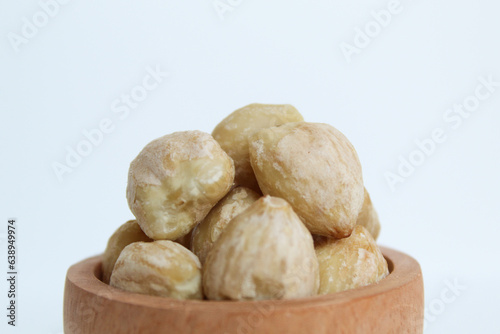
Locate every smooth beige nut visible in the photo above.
<box><xmin>110</xmin><ymin>240</ymin><xmax>203</xmax><ymax>299</ymax></box>
<box><xmin>101</xmin><ymin>220</ymin><xmax>152</xmax><ymax>284</ymax></box>
<box><xmin>212</xmin><ymin>103</ymin><xmax>303</xmax><ymax>191</ymax></box>
<box><xmin>203</xmin><ymin>196</ymin><xmax>319</xmax><ymax>301</ymax></box>
<box><xmin>127</xmin><ymin>131</ymin><xmax>235</xmax><ymax>240</ymax></box>
<box><xmin>315</xmin><ymin>225</ymin><xmax>388</xmax><ymax>294</ymax></box>
<box><xmin>191</xmin><ymin>186</ymin><xmax>260</xmax><ymax>264</ymax></box>
<box><xmin>249</xmin><ymin>122</ymin><xmax>364</xmax><ymax>238</ymax></box>
<box><xmin>356</xmin><ymin>188</ymin><xmax>381</xmax><ymax>240</ymax></box>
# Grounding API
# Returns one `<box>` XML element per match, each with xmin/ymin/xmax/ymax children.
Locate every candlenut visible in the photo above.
<box><xmin>249</xmin><ymin>122</ymin><xmax>364</xmax><ymax>238</ymax></box>
<box><xmin>212</xmin><ymin>103</ymin><xmax>303</xmax><ymax>191</ymax></box>
<box><xmin>356</xmin><ymin>188</ymin><xmax>381</xmax><ymax>240</ymax></box>
<box><xmin>110</xmin><ymin>240</ymin><xmax>203</xmax><ymax>300</ymax></box>
<box><xmin>101</xmin><ymin>220</ymin><xmax>152</xmax><ymax>284</ymax></box>
<box><xmin>314</xmin><ymin>225</ymin><xmax>388</xmax><ymax>294</ymax></box>
<box><xmin>203</xmin><ymin>196</ymin><xmax>319</xmax><ymax>301</ymax></box>
<box><xmin>191</xmin><ymin>186</ymin><xmax>260</xmax><ymax>264</ymax></box>
<box><xmin>127</xmin><ymin>130</ymin><xmax>235</xmax><ymax>240</ymax></box>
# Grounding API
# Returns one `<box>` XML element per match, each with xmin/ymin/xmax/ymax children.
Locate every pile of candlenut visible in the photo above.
<box><xmin>102</xmin><ymin>104</ymin><xmax>389</xmax><ymax>301</ymax></box>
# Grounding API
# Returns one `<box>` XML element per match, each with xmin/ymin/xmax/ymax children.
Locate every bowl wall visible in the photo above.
<box><xmin>64</xmin><ymin>247</ymin><xmax>424</xmax><ymax>334</ymax></box>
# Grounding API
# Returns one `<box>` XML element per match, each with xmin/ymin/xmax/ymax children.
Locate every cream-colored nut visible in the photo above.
<box><xmin>127</xmin><ymin>130</ymin><xmax>235</xmax><ymax>240</ymax></box>
<box><xmin>203</xmin><ymin>196</ymin><xmax>319</xmax><ymax>301</ymax></box>
<box><xmin>101</xmin><ymin>220</ymin><xmax>152</xmax><ymax>284</ymax></box>
<box><xmin>110</xmin><ymin>240</ymin><xmax>203</xmax><ymax>299</ymax></box>
<box><xmin>212</xmin><ymin>103</ymin><xmax>303</xmax><ymax>191</ymax></box>
<box><xmin>314</xmin><ymin>225</ymin><xmax>389</xmax><ymax>294</ymax></box>
<box><xmin>191</xmin><ymin>186</ymin><xmax>260</xmax><ymax>264</ymax></box>
<box><xmin>356</xmin><ymin>188</ymin><xmax>381</xmax><ymax>240</ymax></box>
<box><xmin>249</xmin><ymin>122</ymin><xmax>364</xmax><ymax>238</ymax></box>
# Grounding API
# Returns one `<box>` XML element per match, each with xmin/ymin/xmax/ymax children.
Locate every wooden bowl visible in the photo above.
<box><xmin>64</xmin><ymin>246</ymin><xmax>423</xmax><ymax>334</ymax></box>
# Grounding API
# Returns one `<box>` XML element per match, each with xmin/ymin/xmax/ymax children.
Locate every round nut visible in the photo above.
<box><xmin>212</xmin><ymin>103</ymin><xmax>303</xmax><ymax>191</ymax></box>
<box><xmin>101</xmin><ymin>220</ymin><xmax>152</xmax><ymax>284</ymax></box>
<box><xmin>249</xmin><ymin>122</ymin><xmax>364</xmax><ymax>238</ymax></box>
<box><xmin>191</xmin><ymin>186</ymin><xmax>260</xmax><ymax>264</ymax></box>
<box><xmin>203</xmin><ymin>196</ymin><xmax>319</xmax><ymax>301</ymax></box>
<box><xmin>110</xmin><ymin>240</ymin><xmax>203</xmax><ymax>299</ymax></box>
<box><xmin>127</xmin><ymin>130</ymin><xmax>235</xmax><ymax>240</ymax></box>
<box><xmin>314</xmin><ymin>225</ymin><xmax>389</xmax><ymax>294</ymax></box>
<box><xmin>356</xmin><ymin>188</ymin><xmax>381</xmax><ymax>240</ymax></box>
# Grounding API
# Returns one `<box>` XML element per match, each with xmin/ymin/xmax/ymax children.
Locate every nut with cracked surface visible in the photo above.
<box><xmin>314</xmin><ymin>225</ymin><xmax>389</xmax><ymax>294</ymax></box>
<box><xmin>212</xmin><ymin>103</ymin><xmax>303</xmax><ymax>191</ymax></box>
<box><xmin>249</xmin><ymin>122</ymin><xmax>364</xmax><ymax>238</ymax></box>
<box><xmin>203</xmin><ymin>196</ymin><xmax>319</xmax><ymax>301</ymax></box>
<box><xmin>101</xmin><ymin>220</ymin><xmax>152</xmax><ymax>284</ymax></box>
<box><xmin>127</xmin><ymin>130</ymin><xmax>235</xmax><ymax>240</ymax></box>
<box><xmin>356</xmin><ymin>188</ymin><xmax>381</xmax><ymax>240</ymax></box>
<box><xmin>191</xmin><ymin>186</ymin><xmax>261</xmax><ymax>264</ymax></box>
<box><xmin>110</xmin><ymin>240</ymin><xmax>203</xmax><ymax>300</ymax></box>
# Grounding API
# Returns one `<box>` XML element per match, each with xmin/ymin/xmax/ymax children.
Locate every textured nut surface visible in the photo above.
<box><xmin>110</xmin><ymin>240</ymin><xmax>202</xmax><ymax>299</ymax></box>
<box><xmin>356</xmin><ymin>188</ymin><xmax>381</xmax><ymax>240</ymax></box>
<box><xmin>127</xmin><ymin>131</ymin><xmax>235</xmax><ymax>240</ymax></box>
<box><xmin>212</xmin><ymin>103</ymin><xmax>303</xmax><ymax>191</ymax></box>
<box><xmin>249</xmin><ymin>122</ymin><xmax>364</xmax><ymax>238</ymax></box>
<box><xmin>101</xmin><ymin>220</ymin><xmax>152</xmax><ymax>284</ymax></box>
<box><xmin>314</xmin><ymin>225</ymin><xmax>388</xmax><ymax>294</ymax></box>
<box><xmin>203</xmin><ymin>196</ymin><xmax>319</xmax><ymax>301</ymax></box>
<box><xmin>191</xmin><ymin>186</ymin><xmax>260</xmax><ymax>264</ymax></box>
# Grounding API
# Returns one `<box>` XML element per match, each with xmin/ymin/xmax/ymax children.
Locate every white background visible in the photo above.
<box><xmin>1</xmin><ymin>0</ymin><xmax>499</xmax><ymax>333</ymax></box>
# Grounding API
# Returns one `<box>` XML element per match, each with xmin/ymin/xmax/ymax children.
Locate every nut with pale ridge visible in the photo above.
<box><xmin>314</xmin><ymin>225</ymin><xmax>389</xmax><ymax>294</ymax></box>
<box><xmin>249</xmin><ymin>122</ymin><xmax>364</xmax><ymax>238</ymax></box>
<box><xmin>212</xmin><ymin>103</ymin><xmax>303</xmax><ymax>191</ymax></box>
<box><xmin>110</xmin><ymin>240</ymin><xmax>203</xmax><ymax>299</ymax></box>
<box><xmin>101</xmin><ymin>220</ymin><xmax>152</xmax><ymax>284</ymax></box>
<box><xmin>203</xmin><ymin>196</ymin><xmax>319</xmax><ymax>301</ymax></box>
<box><xmin>191</xmin><ymin>186</ymin><xmax>261</xmax><ymax>264</ymax></box>
<box><xmin>356</xmin><ymin>188</ymin><xmax>381</xmax><ymax>240</ymax></box>
<box><xmin>127</xmin><ymin>131</ymin><xmax>235</xmax><ymax>240</ymax></box>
